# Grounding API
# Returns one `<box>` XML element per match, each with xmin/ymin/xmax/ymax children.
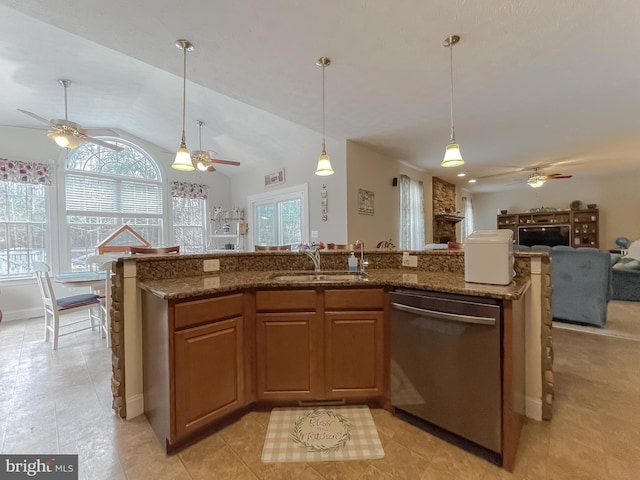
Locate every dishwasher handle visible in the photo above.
<box><xmin>391</xmin><ymin>302</ymin><xmax>496</xmax><ymax>326</ymax></box>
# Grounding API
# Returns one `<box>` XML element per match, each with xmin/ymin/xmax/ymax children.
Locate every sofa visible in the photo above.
<box><xmin>610</xmin><ymin>243</ymin><xmax>640</xmax><ymax>302</ymax></box>
<box><xmin>517</xmin><ymin>244</ymin><xmax>612</xmax><ymax>327</ymax></box>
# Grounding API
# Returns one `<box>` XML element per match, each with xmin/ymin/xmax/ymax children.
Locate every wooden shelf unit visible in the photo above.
<box><xmin>497</xmin><ymin>209</ymin><xmax>599</xmax><ymax>248</ymax></box>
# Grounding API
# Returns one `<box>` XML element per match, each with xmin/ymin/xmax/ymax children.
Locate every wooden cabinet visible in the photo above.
<box><xmin>324</xmin><ymin>289</ymin><xmax>384</xmax><ymax>398</ymax></box>
<box><xmin>174</xmin><ymin>316</ymin><xmax>243</xmax><ymax>439</ymax></box>
<box><xmin>255</xmin><ymin>287</ymin><xmax>386</xmax><ymax>402</ymax></box>
<box><xmin>141</xmin><ymin>292</ymin><xmax>245</xmax><ymax>448</ymax></box>
<box><xmin>255</xmin><ymin>289</ymin><xmax>321</xmax><ymax>400</ymax></box>
<box><xmin>497</xmin><ymin>209</ymin><xmax>599</xmax><ymax>248</ymax></box>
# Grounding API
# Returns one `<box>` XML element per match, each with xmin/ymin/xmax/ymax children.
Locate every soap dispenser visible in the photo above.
<box><xmin>348</xmin><ymin>252</ymin><xmax>358</xmax><ymax>272</ymax></box>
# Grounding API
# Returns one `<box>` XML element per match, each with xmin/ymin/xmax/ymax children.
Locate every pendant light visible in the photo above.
<box><xmin>315</xmin><ymin>57</ymin><xmax>334</xmax><ymax>176</ymax></box>
<box><xmin>441</xmin><ymin>35</ymin><xmax>464</xmax><ymax>168</ymax></box>
<box><xmin>171</xmin><ymin>39</ymin><xmax>195</xmax><ymax>171</ymax></box>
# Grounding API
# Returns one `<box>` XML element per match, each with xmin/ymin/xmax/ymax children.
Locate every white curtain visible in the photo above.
<box><xmin>399</xmin><ymin>175</ymin><xmax>425</xmax><ymax>249</ymax></box>
<box><xmin>461</xmin><ymin>196</ymin><xmax>474</xmax><ymax>240</ymax></box>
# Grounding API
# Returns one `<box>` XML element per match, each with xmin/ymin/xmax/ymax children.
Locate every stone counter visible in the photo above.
<box><xmin>137</xmin><ymin>268</ymin><xmax>530</xmax><ymax>301</ymax></box>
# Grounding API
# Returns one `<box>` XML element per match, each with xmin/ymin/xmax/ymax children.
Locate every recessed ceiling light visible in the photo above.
<box><xmin>468</xmin><ymin>178</ymin><xmax>477</xmax><ymax>183</ymax></box>
<box><xmin>457</xmin><ymin>172</ymin><xmax>466</xmax><ymax>177</ymax></box>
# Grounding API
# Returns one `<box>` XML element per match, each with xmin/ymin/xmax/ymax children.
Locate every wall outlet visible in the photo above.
<box><xmin>311</xmin><ymin>230</ymin><xmax>319</xmax><ymax>238</ymax></box>
<box><xmin>203</xmin><ymin>259</ymin><xmax>220</xmax><ymax>272</ymax></box>
<box><xmin>402</xmin><ymin>252</ymin><xmax>418</xmax><ymax>267</ymax></box>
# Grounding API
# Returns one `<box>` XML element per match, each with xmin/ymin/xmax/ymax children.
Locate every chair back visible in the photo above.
<box><xmin>326</xmin><ymin>243</ymin><xmax>356</xmax><ymax>251</ymax></box>
<box><xmin>129</xmin><ymin>246</ymin><xmax>180</xmax><ymax>254</ymax></box>
<box><xmin>86</xmin><ymin>254</ymin><xmax>114</xmax><ymax>272</ymax></box>
<box><xmin>255</xmin><ymin>245</ymin><xmax>292</xmax><ymax>251</ymax></box>
<box><xmin>33</xmin><ymin>261</ymin><xmax>56</xmax><ymax>311</ymax></box>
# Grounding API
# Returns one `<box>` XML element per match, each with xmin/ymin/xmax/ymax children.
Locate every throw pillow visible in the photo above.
<box><xmin>610</xmin><ymin>253</ymin><xmax>622</xmax><ymax>266</ymax></box>
<box><xmin>623</xmin><ymin>259</ymin><xmax>640</xmax><ymax>271</ymax></box>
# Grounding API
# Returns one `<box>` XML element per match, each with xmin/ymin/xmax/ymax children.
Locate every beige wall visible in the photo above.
<box><xmin>472</xmin><ymin>169</ymin><xmax>640</xmax><ymax>249</ymax></box>
<box><xmin>346</xmin><ymin>141</ymin><xmax>433</xmax><ymax>248</ymax></box>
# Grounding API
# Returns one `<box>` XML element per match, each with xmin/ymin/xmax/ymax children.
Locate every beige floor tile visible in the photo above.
<box><xmin>308</xmin><ymin>459</ymin><xmax>370</xmax><ymax>479</ymax></box>
<box><xmin>181</xmin><ymin>443</ymin><xmax>248</xmax><ymax>480</ymax></box>
<box><xmin>2</xmin><ymin>302</ymin><xmax>640</xmax><ymax>479</ymax></box>
<box><xmin>373</xmin><ymin>439</ymin><xmax>432</xmax><ymax>479</ymax></box>
<box><xmin>358</xmin><ymin>463</ymin><xmax>393</xmax><ymax>479</ymax></box>
<box><xmin>419</xmin><ymin>441</ymin><xmax>489</xmax><ymax>480</ymax></box>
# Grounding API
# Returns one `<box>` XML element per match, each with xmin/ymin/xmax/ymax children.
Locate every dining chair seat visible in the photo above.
<box><xmin>34</xmin><ymin>261</ymin><xmax>103</xmax><ymax>350</ymax></box>
<box><xmin>254</xmin><ymin>245</ymin><xmax>292</xmax><ymax>251</ymax></box>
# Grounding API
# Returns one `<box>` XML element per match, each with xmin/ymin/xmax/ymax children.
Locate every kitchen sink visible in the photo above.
<box><xmin>270</xmin><ymin>272</ymin><xmax>369</xmax><ymax>283</ymax></box>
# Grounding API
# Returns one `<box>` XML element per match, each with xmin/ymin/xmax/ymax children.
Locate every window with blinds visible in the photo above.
<box><xmin>64</xmin><ymin>139</ymin><xmax>163</xmax><ymax>271</ymax></box>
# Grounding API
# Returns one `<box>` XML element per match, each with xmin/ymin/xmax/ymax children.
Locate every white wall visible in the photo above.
<box><xmin>472</xmin><ymin>170</ymin><xmax>640</xmax><ymax>250</ymax></box>
<box><xmin>231</xmin><ymin>131</ymin><xmax>348</xmax><ymax>246</ymax></box>
<box><xmin>346</xmin><ymin>141</ymin><xmax>432</xmax><ymax>248</ymax></box>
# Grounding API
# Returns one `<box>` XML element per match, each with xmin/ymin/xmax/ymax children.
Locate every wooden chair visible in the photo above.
<box><xmin>129</xmin><ymin>246</ymin><xmax>180</xmax><ymax>254</ymax></box>
<box><xmin>34</xmin><ymin>262</ymin><xmax>102</xmax><ymax>350</ymax></box>
<box><xmin>254</xmin><ymin>245</ymin><xmax>292</xmax><ymax>251</ymax></box>
<box><xmin>86</xmin><ymin>254</ymin><xmax>114</xmax><ymax>348</ymax></box>
<box><xmin>326</xmin><ymin>243</ymin><xmax>357</xmax><ymax>251</ymax></box>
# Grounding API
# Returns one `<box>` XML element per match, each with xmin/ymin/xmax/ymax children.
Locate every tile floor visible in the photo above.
<box><xmin>1</xmin><ymin>301</ymin><xmax>639</xmax><ymax>479</ymax></box>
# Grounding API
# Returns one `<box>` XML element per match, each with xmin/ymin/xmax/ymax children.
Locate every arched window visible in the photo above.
<box><xmin>63</xmin><ymin>138</ymin><xmax>163</xmax><ymax>271</ymax></box>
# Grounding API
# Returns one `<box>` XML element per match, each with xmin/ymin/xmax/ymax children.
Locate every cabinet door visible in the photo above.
<box><xmin>256</xmin><ymin>312</ymin><xmax>321</xmax><ymax>400</ymax></box>
<box><xmin>174</xmin><ymin>316</ymin><xmax>244</xmax><ymax>440</ymax></box>
<box><xmin>324</xmin><ymin>311</ymin><xmax>384</xmax><ymax>398</ymax></box>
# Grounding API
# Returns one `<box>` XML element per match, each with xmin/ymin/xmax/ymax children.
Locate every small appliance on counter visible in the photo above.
<box><xmin>464</xmin><ymin>229</ymin><xmax>514</xmax><ymax>285</ymax></box>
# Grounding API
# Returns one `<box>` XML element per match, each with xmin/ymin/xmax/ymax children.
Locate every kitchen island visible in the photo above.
<box><xmin>109</xmin><ymin>250</ymin><xmax>550</xmax><ymax>471</ymax></box>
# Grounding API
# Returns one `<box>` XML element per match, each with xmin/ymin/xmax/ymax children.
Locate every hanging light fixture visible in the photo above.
<box><xmin>47</xmin><ymin>79</ymin><xmax>84</xmax><ymax>149</ymax></box>
<box><xmin>193</xmin><ymin>120</ymin><xmax>215</xmax><ymax>172</ymax></box>
<box><xmin>171</xmin><ymin>39</ymin><xmax>195</xmax><ymax>171</ymax></box>
<box><xmin>441</xmin><ymin>35</ymin><xmax>464</xmax><ymax>168</ymax></box>
<box><xmin>527</xmin><ymin>170</ymin><xmax>546</xmax><ymax>188</ymax></box>
<box><xmin>315</xmin><ymin>57</ymin><xmax>334</xmax><ymax>176</ymax></box>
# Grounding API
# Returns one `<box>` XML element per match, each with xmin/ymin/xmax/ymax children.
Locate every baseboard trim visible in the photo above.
<box><xmin>1</xmin><ymin>308</ymin><xmax>43</xmax><ymax>322</ymax></box>
<box><xmin>126</xmin><ymin>394</ymin><xmax>144</xmax><ymax>420</ymax></box>
<box><xmin>525</xmin><ymin>396</ymin><xmax>542</xmax><ymax>421</ymax></box>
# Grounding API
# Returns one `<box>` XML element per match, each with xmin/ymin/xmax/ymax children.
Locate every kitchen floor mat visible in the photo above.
<box><xmin>261</xmin><ymin>405</ymin><xmax>384</xmax><ymax>463</ymax></box>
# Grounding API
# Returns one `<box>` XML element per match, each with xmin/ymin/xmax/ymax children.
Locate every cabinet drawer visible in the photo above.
<box><xmin>174</xmin><ymin>294</ymin><xmax>243</xmax><ymax>330</ymax></box>
<box><xmin>255</xmin><ymin>289</ymin><xmax>316</xmax><ymax>312</ymax></box>
<box><xmin>325</xmin><ymin>288</ymin><xmax>384</xmax><ymax>310</ymax></box>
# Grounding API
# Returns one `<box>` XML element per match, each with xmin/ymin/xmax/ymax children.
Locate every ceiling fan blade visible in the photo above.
<box><xmin>81</xmin><ymin>135</ymin><xmax>124</xmax><ymax>152</ymax></box>
<box><xmin>17</xmin><ymin>109</ymin><xmax>52</xmax><ymax>126</ymax></box>
<box><xmin>82</xmin><ymin>127</ymin><xmax>120</xmax><ymax>137</ymax></box>
<box><xmin>547</xmin><ymin>175</ymin><xmax>572</xmax><ymax>179</ymax></box>
<box><xmin>209</xmin><ymin>158</ymin><xmax>241</xmax><ymax>166</ymax></box>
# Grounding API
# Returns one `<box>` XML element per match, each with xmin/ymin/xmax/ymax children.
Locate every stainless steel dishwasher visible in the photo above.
<box><xmin>390</xmin><ymin>288</ymin><xmax>502</xmax><ymax>453</ymax></box>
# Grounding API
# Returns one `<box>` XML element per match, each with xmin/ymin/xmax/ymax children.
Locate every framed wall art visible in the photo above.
<box><xmin>358</xmin><ymin>188</ymin><xmax>374</xmax><ymax>215</ymax></box>
<box><xmin>265</xmin><ymin>168</ymin><xmax>285</xmax><ymax>187</ymax></box>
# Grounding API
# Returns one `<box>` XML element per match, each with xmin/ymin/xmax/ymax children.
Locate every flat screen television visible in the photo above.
<box><xmin>518</xmin><ymin>225</ymin><xmax>570</xmax><ymax>247</ymax></box>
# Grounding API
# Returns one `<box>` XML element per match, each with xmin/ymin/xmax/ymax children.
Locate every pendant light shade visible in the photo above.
<box><xmin>441</xmin><ymin>35</ymin><xmax>464</xmax><ymax>168</ymax></box>
<box><xmin>172</xmin><ymin>39</ymin><xmax>195</xmax><ymax>171</ymax></box>
<box><xmin>315</xmin><ymin>57</ymin><xmax>334</xmax><ymax>176</ymax></box>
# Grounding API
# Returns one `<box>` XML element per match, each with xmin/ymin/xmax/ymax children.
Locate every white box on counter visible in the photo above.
<box><xmin>464</xmin><ymin>229</ymin><xmax>514</xmax><ymax>285</ymax></box>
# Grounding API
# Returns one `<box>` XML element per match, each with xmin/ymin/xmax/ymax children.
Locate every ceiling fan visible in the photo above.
<box><xmin>17</xmin><ymin>79</ymin><xmax>123</xmax><ymax>152</ymax></box>
<box><xmin>526</xmin><ymin>167</ymin><xmax>572</xmax><ymax>188</ymax></box>
<box><xmin>192</xmin><ymin>120</ymin><xmax>240</xmax><ymax>172</ymax></box>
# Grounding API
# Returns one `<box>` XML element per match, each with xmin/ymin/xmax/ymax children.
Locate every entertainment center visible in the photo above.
<box><xmin>497</xmin><ymin>209</ymin><xmax>599</xmax><ymax>248</ymax></box>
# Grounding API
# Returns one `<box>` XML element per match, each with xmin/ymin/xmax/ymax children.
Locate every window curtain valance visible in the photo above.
<box><xmin>170</xmin><ymin>181</ymin><xmax>208</xmax><ymax>199</ymax></box>
<box><xmin>0</xmin><ymin>158</ymin><xmax>52</xmax><ymax>186</ymax></box>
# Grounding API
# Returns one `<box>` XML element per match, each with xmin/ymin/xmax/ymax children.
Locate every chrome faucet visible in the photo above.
<box><xmin>354</xmin><ymin>240</ymin><xmax>368</xmax><ymax>273</ymax></box>
<box><xmin>299</xmin><ymin>244</ymin><xmax>322</xmax><ymax>272</ymax></box>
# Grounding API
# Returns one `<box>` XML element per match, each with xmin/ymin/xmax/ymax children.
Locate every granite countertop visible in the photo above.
<box><xmin>138</xmin><ymin>268</ymin><xmax>530</xmax><ymax>301</ymax></box>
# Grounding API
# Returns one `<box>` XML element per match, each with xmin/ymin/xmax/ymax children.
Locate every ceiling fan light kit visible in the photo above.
<box><xmin>441</xmin><ymin>35</ymin><xmax>464</xmax><ymax>168</ymax></box>
<box><xmin>192</xmin><ymin>120</ymin><xmax>241</xmax><ymax>172</ymax></box>
<box><xmin>171</xmin><ymin>39</ymin><xmax>195</xmax><ymax>171</ymax></box>
<box><xmin>315</xmin><ymin>56</ymin><xmax>334</xmax><ymax>176</ymax></box>
<box><xmin>18</xmin><ymin>78</ymin><xmax>123</xmax><ymax>152</ymax></box>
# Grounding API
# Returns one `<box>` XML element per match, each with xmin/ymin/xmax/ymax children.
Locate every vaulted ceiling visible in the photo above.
<box><xmin>1</xmin><ymin>1</ymin><xmax>640</xmax><ymax>192</ymax></box>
